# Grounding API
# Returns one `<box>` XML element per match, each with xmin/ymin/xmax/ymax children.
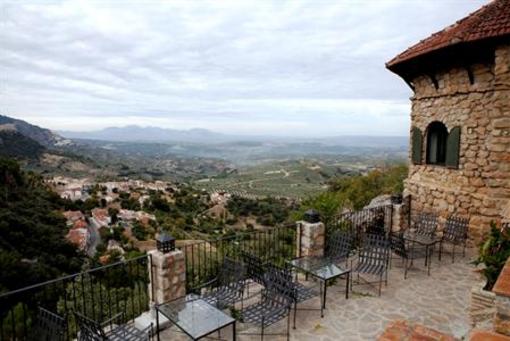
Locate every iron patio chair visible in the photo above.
<box><xmin>197</xmin><ymin>257</ymin><xmax>246</xmax><ymax>309</ymax></box>
<box><xmin>30</xmin><ymin>307</ymin><xmax>67</xmax><ymax>341</ymax></box>
<box><xmin>414</xmin><ymin>212</ymin><xmax>438</xmax><ymax>237</ymax></box>
<box><xmin>240</xmin><ymin>262</ymin><xmax>294</xmax><ymax>341</ymax></box>
<box><xmin>325</xmin><ymin>229</ymin><xmax>354</xmax><ymax>266</ymax></box>
<box><xmin>351</xmin><ymin>233</ymin><xmax>390</xmax><ymax>296</ymax></box>
<box><xmin>74</xmin><ymin>311</ymin><xmax>152</xmax><ymax>341</ymax></box>
<box><xmin>389</xmin><ymin>232</ymin><xmax>429</xmax><ymax>279</ymax></box>
<box><xmin>439</xmin><ymin>215</ymin><xmax>469</xmax><ymax>263</ymax></box>
<box><xmin>265</xmin><ymin>262</ymin><xmax>318</xmax><ymax>329</ymax></box>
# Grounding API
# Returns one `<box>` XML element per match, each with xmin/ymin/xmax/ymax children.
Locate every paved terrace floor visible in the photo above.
<box><xmin>159</xmin><ymin>248</ymin><xmax>481</xmax><ymax>341</ymax></box>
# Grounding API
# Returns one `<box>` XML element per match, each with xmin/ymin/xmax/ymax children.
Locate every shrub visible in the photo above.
<box><xmin>475</xmin><ymin>222</ymin><xmax>510</xmax><ymax>290</ymax></box>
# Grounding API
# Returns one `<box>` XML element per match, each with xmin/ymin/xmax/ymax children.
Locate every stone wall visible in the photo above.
<box><xmin>405</xmin><ymin>43</ymin><xmax>510</xmax><ymax>242</ymax></box>
<box><xmin>148</xmin><ymin>249</ymin><xmax>186</xmax><ymax>305</ymax></box>
<box><xmin>470</xmin><ymin>279</ymin><xmax>496</xmax><ymax>326</ymax></box>
<box><xmin>296</xmin><ymin>221</ymin><xmax>325</xmax><ymax>257</ymax></box>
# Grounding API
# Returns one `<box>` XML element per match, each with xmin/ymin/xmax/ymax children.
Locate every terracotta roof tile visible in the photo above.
<box><xmin>493</xmin><ymin>257</ymin><xmax>510</xmax><ymax>297</ymax></box>
<box><xmin>387</xmin><ymin>0</ymin><xmax>510</xmax><ymax>68</ymax></box>
<box><xmin>470</xmin><ymin>330</ymin><xmax>510</xmax><ymax>341</ymax></box>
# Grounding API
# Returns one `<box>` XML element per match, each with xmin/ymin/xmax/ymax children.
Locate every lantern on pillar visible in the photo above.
<box><xmin>156</xmin><ymin>232</ymin><xmax>175</xmax><ymax>253</ymax></box>
<box><xmin>303</xmin><ymin>209</ymin><xmax>320</xmax><ymax>223</ymax></box>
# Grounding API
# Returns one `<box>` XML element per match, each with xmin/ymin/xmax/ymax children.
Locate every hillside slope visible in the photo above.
<box><xmin>0</xmin><ymin>115</ymin><xmax>71</xmax><ymax>148</ymax></box>
<box><xmin>0</xmin><ymin>158</ymin><xmax>84</xmax><ymax>292</ymax></box>
<box><xmin>0</xmin><ymin>130</ymin><xmax>45</xmax><ymax>159</ymax></box>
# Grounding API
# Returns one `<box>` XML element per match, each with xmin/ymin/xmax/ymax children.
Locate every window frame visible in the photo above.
<box><xmin>425</xmin><ymin>121</ymin><xmax>448</xmax><ymax>166</ymax></box>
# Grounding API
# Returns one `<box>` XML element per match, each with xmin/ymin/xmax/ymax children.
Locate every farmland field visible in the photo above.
<box><xmin>192</xmin><ymin>159</ymin><xmax>375</xmax><ymax>199</ymax></box>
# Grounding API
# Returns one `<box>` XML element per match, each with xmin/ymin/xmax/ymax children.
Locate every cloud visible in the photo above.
<box><xmin>0</xmin><ymin>0</ymin><xmax>488</xmax><ymax>136</ymax></box>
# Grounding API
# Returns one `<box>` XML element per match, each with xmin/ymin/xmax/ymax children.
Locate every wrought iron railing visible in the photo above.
<box><xmin>326</xmin><ymin>205</ymin><xmax>394</xmax><ymax>245</ymax></box>
<box><xmin>0</xmin><ymin>255</ymin><xmax>151</xmax><ymax>341</ymax></box>
<box><xmin>180</xmin><ymin>224</ymin><xmax>297</xmax><ymax>293</ymax></box>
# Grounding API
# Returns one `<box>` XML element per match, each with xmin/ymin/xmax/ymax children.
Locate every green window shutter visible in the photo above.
<box><xmin>411</xmin><ymin>127</ymin><xmax>423</xmax><ymax>165</ymax></box>
<box><xmin>446</xmin><ymin>126</ymin><xmax>461</xmax><ymax>168</ymax></box>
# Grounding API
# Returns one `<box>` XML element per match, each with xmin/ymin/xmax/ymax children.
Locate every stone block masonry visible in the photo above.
<box><xmin>405</xmin><ymin>43</ymin><xmax>510</xmax><ymax>243</ymax></box>
<box><xmin>148</xmin><ymin>249</ymin><xmax>186</xmax><ymax>305</ymax></box>
<box><xmin>296</xmin><ymin>220</ymin><xmax>325</xmax><ymax>257</ymax></box>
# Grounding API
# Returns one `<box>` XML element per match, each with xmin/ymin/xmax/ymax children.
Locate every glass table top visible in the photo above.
<box><xmin>287</xmin><ymin>256</ymin><xmax>350</xmax><ymax>280</ymax></box>
<box><xmin>157</xmin><ymin>295</ymin><xmax>235</xmax><ymax>339</ymax></box>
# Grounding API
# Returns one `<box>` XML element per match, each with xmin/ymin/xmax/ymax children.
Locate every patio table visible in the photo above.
<box><xmin>156</xmin><ymin>294</ymin><xmax>236</xmax><ymax>341</ymax></box>
<box><xmin>286</xmin><ymin>256</ymin><xmax>350</xmax><ymax>317</ymax></box>
<box><xmin>403</xmin><ymin>230</ymin><xmax>439</xmax><ymax>275</ymax></box>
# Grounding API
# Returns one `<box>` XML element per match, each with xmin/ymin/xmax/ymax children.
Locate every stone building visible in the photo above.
<box><xmin>386</xmin><ymin>0</ymin><xmax>510</xmax><ymax>242</ymax></box>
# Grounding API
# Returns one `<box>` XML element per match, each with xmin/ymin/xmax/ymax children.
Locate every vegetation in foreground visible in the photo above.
<box><xmin>0</xmin><ymin>158</ymin><xmax>84</xmax><ymax>293</ymax></box>
<box><xmin>475</xmin><ymin>222</ymin><xmax>510</xmax><ymax>290</ymax></box>
<box><xmin>296</xmin><ymin>164</ymin><xmax>408</xmax><ymax>225</ymax></box>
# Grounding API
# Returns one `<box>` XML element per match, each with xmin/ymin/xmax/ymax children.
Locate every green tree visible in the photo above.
<box><xmin>0</xmin><ymin>158</ymin><xmax>84</xmax><ymax>293</ymax></box>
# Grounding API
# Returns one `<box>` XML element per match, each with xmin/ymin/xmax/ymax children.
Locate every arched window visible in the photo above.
<box><xmin>426</xmin><ymin>121</ymin><xmax>448</xmax><ymax>165</ymax></box>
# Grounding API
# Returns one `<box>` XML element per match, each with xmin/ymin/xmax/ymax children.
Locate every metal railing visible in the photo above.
<box><xmin>0</xmin><ymin>255</ymin><xmax>151</xmax><ymax>341</ymax></box>
<box><xmin>180</xmin><ymin>224</ymin><xmax>297</xmax><ymax>293</ymax></box>
<box><xmin>327</xmin><ymin>205</ymin><xmax>394</xmax><ymax>244</ymax></box>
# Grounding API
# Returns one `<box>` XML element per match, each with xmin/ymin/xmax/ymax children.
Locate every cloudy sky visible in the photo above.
<box><xmin>1</xmin><ymin>0</ymin><xmax>488</xmax><ymax>137</ymax></box>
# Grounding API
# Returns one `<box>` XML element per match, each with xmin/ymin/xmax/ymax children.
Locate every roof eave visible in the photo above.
<box><xmin>386</xmin><ymin>36</ymin><xmax>509</xmax><ymax>80</ymax></box>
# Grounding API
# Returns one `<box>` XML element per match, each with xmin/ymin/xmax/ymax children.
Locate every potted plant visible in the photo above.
<box><xmin>475</xmin><ymin>222</ymin><xmax>510</xmax><ymax>290</ymax></box>
<box><xmin>470</xmin><ymin>222</ymin><xmax>510</xmax><ymax>325</ymax></box>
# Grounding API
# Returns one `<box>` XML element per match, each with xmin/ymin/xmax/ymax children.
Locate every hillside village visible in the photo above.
<box><xmin>47</xmin><ymin>176</ymin><xmax>263</xmax><ymax>262</ymax></box>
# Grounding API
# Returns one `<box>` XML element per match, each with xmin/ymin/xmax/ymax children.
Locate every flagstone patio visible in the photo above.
<box><xmin>159</xmin><ymin>248</ymin><xmax>482</xmax><ymax>340</ymax></box>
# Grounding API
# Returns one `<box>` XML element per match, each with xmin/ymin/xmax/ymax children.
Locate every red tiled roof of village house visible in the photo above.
<box><xmin>73</xmin><ymin>220</ymin><xmax>88</xmax><ymax>230</ymax></box>
<box><xmin>66</xmin><ymin>228</ymin><xmax>86</xmax><ymax>248</ymax></box>
<box><xmin>63</xmin><ymin>210</ymin><xmax>85</xmax><ymax>222</ymax></box>
<box><xmin>387</xmin><ymin>0</ymin><xmax>510</xmax><ymax>68</ymax></box>
<box><xmin>91</xmin><ymin>208</ymin><xmax>109</xmax><ymax>220</ymax></box>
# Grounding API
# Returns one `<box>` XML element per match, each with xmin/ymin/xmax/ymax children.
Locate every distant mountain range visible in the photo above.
<box><xmin>60</xmin><ymin>125</ymin><xmax>232</xmax><ymax>144</ymax></box>
<box><xmin>59</xmin><ymin>125</ymin><xmax>408</xmax><ymax>148</ymax></box>
<box><xmin>0</xmin><ymin>114</ymin><xmax>408</xmax><ymax>179</ymax></box>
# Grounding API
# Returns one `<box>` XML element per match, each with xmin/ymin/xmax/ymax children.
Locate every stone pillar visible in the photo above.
<box><xmin>148</xmin><ymin>249</ymin><xmax>186</xmax><ymax>305</ymax></box>
<box><xmin>296</xmin><ymin>220</ymin><xmax>325</xmax><ymax>258</ymax></box>
<box><xmin>493</xmin><ymin>257</ymin><xmax>510</xmax><ymax>336</ymax></box>
<box><xmin>391</xmin><ymin>204</ymin><xmax>405</xmax><ymax>232</ymax></box>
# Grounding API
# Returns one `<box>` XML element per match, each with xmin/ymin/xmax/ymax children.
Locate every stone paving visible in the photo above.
<box><xmin>158</xmin><ymin>248</ymin><xmax>481</xmax><ymax>340</ymax></box>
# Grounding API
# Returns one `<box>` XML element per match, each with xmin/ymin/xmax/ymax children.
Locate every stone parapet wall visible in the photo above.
<box><xmin>405</xmin><ymin>43</ymin><xmax>510</xmax><ymax>242</ymax></box>
<box><xmin>470</xmin><ymin>281</ymin><xmax>496</xmax><ymax>326</ymax></box>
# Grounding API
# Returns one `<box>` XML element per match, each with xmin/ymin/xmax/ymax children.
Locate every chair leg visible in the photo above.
<box><xmin>287</xmin><ymin>310</ymin><xmax>291</xmax><ymax>341</ymax></box>
<box><xmin>293</xmin><ymin>301</ymin><xmax>297</xmax><ymax>329</ymax></box>
<box><xmin>404</xmin><ymin>259</ymin><xmax>408</xmax><ymax>279</ymax></box>
<box><xmin>378</xmin><ymin>274</ymin><xmax>382</xmax><ymax>296</ymax></box>
<box><xmin>439</xmin><ymin>241</ymin><xmax>443</xmax><ymax>261</ymax></box>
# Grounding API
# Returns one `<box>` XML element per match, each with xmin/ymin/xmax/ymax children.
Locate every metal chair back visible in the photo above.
<box><xmin>443</xmin><ymin>216</ymin><xmax>469</xmax><ymax>242</ymax></box>
<box><xmin>218</xmin><ymin>257</ymin><xmax>246</xmax><ymax>292</ymax></box>
<box><xmin>74</xmin><ymin>311</ymin><xmax>108</xmax><ymax>340</ymax></box>
<box><xmin>326</xmin><ymin>229</ymin><xmax>353</xmax><ymax>262</ymax></box>
<box><xmin>359</xmin><ymin>233</ymin><xmax>390</xmax><ymax>267</ymax></box>
<box><xmin>241</xmin><ymin>251</ymin><xmax>267</xmax><ymax>286</ymax></box>
<box><xmin>32</xmin><ymin>307</ymin><xmax>67</xmax><ymax>341</ymax></box>
<box><xmin>415</xmin><ymin>212</ymin><xmax>438</xmax><ymax>237</ymax></box>
<box><xmin>264</xmin><ymin>264</ymin><xmax>294</xmax><ymax>309</ymax></box>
